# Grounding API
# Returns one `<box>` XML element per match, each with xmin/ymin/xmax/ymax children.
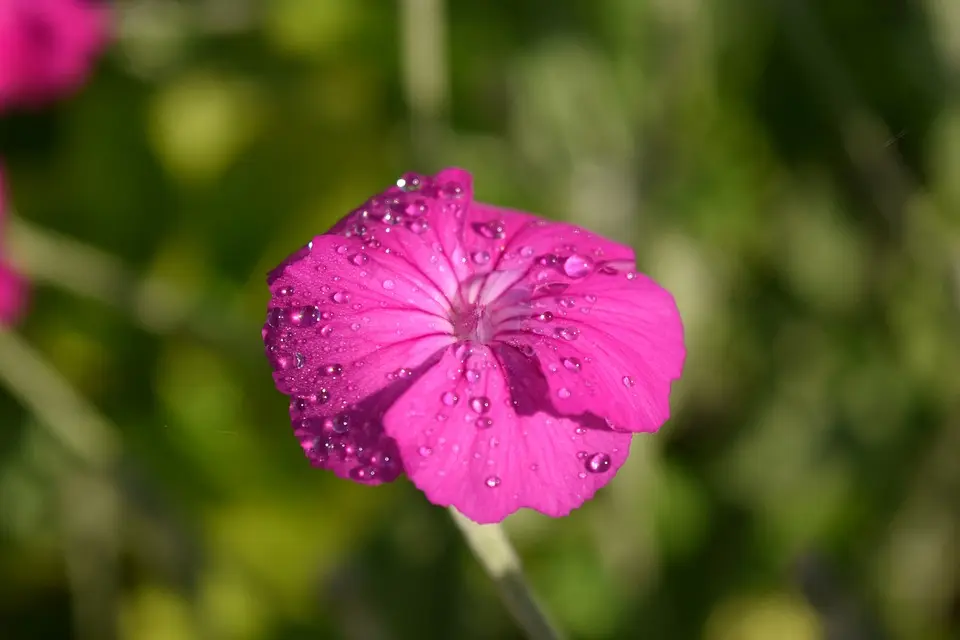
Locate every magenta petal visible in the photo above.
<box><xmin>383</xmin><ymin>345</ymin><xmax>633</xmax><ymax>523</ymax></box>
<box><xmin>265</xmin><ymin>234</ymin><xmax>454</xmax><ymax>484</ymax></box>
<box><xmin>500</xmin><ymin>269</ymin><xmax>685</xmax><ymax>433</ymax></box>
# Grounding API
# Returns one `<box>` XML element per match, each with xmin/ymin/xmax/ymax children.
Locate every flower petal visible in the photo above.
<box><xmin>459</xmin><ymin>203</ymin><xmax>636</xmax><ymax>304</ymax></box>
<box><xmin>325</xmin><ymin>168</ymin><xmax>477</xmax><ymax>303</ymax></box>
<box><xmin>383</xmin><ymin>344</ymin><xmax>633</xmax><ymax>523</ymax></box>
<box><xmin>498</xmin><ymin>268</ymin><xmax>685</xmax><ymax>433</ymax></box>
<box><xmin>264</xmin><ymin>234</ymin><xmax>454</xmax><ymax>484</ymax></box>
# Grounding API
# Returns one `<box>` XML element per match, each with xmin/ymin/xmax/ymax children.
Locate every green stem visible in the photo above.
<box><xmin>449</xmin><ymin>508</ymin><xmax>565</xmax><ymax>640</ymax></box>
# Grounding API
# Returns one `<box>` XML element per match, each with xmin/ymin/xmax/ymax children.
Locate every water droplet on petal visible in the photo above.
<box><xmin>418</xmin><ymin>445</ymin><xmax>433</xmax><ymax>457</ymax></box>
<box><xmin>440</xmin><ymin>181</ymin><xmax>463</xmax><ymax>199</ymax></box>
<box><xmin>382</xmin><ymin>279</ymin><xmax>395</xmax><ymax>290</ymax></box>
<box><xmin>322</xmin><ymin>364</ymin><xmax>343</xmax><ymax>376</ymax></box>
<box><xmin>408</xmin><ymin>218</ymin><xmax>429</xmax><ymax>234</ymax></box>
<box><xmin>563</xmin><ymin>255</ymin><xmax>593</xmax><ymax>278</ymax></box>
<box><xmin>562</xmin><ymin>357</ymin><xmax>581</xmax><ymax>372</ymax></box>
<box><xmin>441</xmin><ymin>391</ymin><xmax>459</xmax><ymax>406</ymax></box>
<box><xmin>485</xmin><ymin>476</ymin><xmax>501</xmax><ymax>488</ymax></box>
<box><xmin>475</xmin><ymin>417</ymin><xmax>493</xmax><ymax>429</ymax></box>
<box><xmin>465</xmin><ymin>369</ymin><xmax>480</xmax><ymax>384</ymax></box>
<box><xmin>350</xmin><ymin>253</ymin><xmax>368</xmax><ymax>266</ymax></box>
<box><xmin>557</xmin><ymin>387</ymin><xmax>571</xmax><ymax>399</ymax></box>
<box><xmin>266</xmin><ymin>308</ymin><xmax>286</xmax><ymax>327</ymax></box>
<box><xmin>520</xmin><ymin>246</ymin><xmax>534</xmax><ymax>258</ymax></box>
<box><xmin>470</xmin><ymin>397</ymin><xmax>491</xmax><ymax>414</ymax></box>
<box><xmin>585</xmin><ymin>294</ymin><xmax>597</xmax><ymax>303</ymax></box>
<box><xmin>585</xmin><ymin>452</ymin><xmax>611</xmax><ymax>473</ymax></box>
<box><xmin>320</xmin><ymin>325</ymin><xmax>334</xmax><ymax>337</ymax></box>
<box><xmin>332</xmin><ymin>291</ymin><xmax>350</xmax><ymax>304</ymax></box>
<box><xmin>537</xmin><ymin>254</ymin><xmax>559</xmax><ymax>266</ymax></box>
<box><xmin>397</xmin><ymin>173</ymin><xmax>423</xmax><ymax>191</ymax></box>
<box><xmin>622</xmin><ymin>376</ymin><xmax>635</xmax><ymax>388</ymax></box>
<box><xmin>557</xmin><ymin>327</ymin><xmax>580</xmax><ymax>341</ymax></box>
<box><xmin>278</xmin><ymin>286</ymin><xmax>295</xmax><ymax>296</ymax></box>
<box><xmin>331</xmin><ymin>414</ymin><xmax>350</xmax><ymax>433</ymax></box>
<box><xmin>536</xmin><ymin>311</ymin><xmax>554</xmax><ymax>322</ymax></box>
<box><xmin>317</xmin><ymin>388</ymin><xmax>331</xmax><ymax>404</ymax></box>
<box><xmin>471</xmin><ymin>250</ymin><xmax>491</xmax><ymax>265</ymax></box>
<box><xmin>350</xmin><ymin>323</ymin><xmax>361</xmax><ymax>331</ymax></box>
<box><xmin>294</xmin><ymin>352</ymin><xmax>306</xmax><ymax>369</ymax></box>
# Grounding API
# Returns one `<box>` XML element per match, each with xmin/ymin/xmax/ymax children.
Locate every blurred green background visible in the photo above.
<box><xmin>1</xmin><ymin>0</ymin><xmax>958</xmax><ymax>638</ymax></box>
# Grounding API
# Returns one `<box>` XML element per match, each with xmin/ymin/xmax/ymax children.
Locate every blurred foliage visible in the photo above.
<box><xmin>1</xmin><ymin>0</ymin><xmax>958</xmax><ymax>639</ymax></box>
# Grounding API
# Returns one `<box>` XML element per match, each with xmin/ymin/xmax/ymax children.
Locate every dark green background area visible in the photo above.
<box><xmin>1</xmin><ymin>1</ymin><xmax>957</xmax><ymax>638</ymax></box>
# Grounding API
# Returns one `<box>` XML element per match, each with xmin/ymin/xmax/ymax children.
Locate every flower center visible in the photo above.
<box><xmin>450</xmin><ymin>302</ymin><xmax>496</xmax><ymax>343</ymax></box>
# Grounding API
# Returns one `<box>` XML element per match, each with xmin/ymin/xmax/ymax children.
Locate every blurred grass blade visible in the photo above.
<box><xmin>449</xmin><ymin>508</ymin><xmax>565</xmax><ymax>640</ymax></box>
<box><xmin>7</xmin><ymin>217</ymin><xmax>250</xmax><ymax>348</ymax></box>
<box><xmin>0</xmin><ymin>330</ymin><xmax>121</xmax><ymax>639</ymax></box>
<box><xmin>0</xmin><ymin>329</ymin><xmax>120</xmax><ymax>467</ymax></box>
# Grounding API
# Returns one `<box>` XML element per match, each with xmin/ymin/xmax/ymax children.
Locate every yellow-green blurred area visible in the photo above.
<box><xmin>1</xmin><ymin>0</ymin><xmax>958</xmax><ymax>638</ymax></box>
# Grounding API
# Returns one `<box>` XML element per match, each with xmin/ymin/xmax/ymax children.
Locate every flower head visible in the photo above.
<box><xmin>0</xmin><ymin>0</ymin><xmax>109</xmax><ymax>111</ymax></box>
<box><xmin>0</xmin><ymin>167</ymin><xmax>27</xmax><ymax>325</ymax></box>
<box><xmin>263</xmin><ymin>168</ymin><xmax>685</xmax><ymax>523</ymax></box>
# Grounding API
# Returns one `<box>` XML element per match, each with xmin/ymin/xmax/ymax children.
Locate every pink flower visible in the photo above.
<box><xmin>263</xmin><ymin>168</ymin><xmax>685</xmax><ymax>523</ymax></box>
<box><xmin>0</xmin><ymin>167</ymin><xmax>27</xmax><ymax>326</ymax></box>
<box><xmin>0</xmin><ymin>0</ymin><xmax>108</xmax><ymax>111</ymax></box>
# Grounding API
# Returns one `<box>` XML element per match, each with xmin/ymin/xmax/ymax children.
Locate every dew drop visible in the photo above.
<box><xmin>266</xmin><ymin>308</ymin><xmax>285</xmax><ymax>328</ymax></box>
<box><xmin>350</xmin><ymin>323</ymin><xmax>361</xmax><ymax>331</ymax></box>
<box><xmin>332</xmin><ymin>291</ymin><xmax>350</xmax><ymax>304</ymax></box>
<box><xmin>418</xmin><ymin>445</ymin><xmax>433</xmax><ymax>457</ymax></box>
<box><xmin>562</xmin><ymin>357</ymin><xmax>581</xmax><ymax>372</ymax></box>
<box><xmin>440</xmin><ymin>181</ymin><xmax>464</xmax><ymax>199</ymax></box>
<box><xmin>331</xmin><ymin>414</ymin><xmax>350</xmax><ymax>434</ymax></box>
<box><xmin>441</xmin><ymin>391</ymin><xmax>459</xmax><ymax>406</ymax></box>
<box><xmin>557</xmin><ymin>327</ymin><xmax>580</xmax><ymax>341</ymax></box>
<box><xmin>317</xmin><ymin>388</ymin><xmax>331</xmax><ymax>404</ymax></box>
<box><xmin>585</xmin><ymin>452</ymin><xmax>611</xmax><ymax>473</ymax></box>
<box><xmin>408</xmin><ymin>218</ymin><xmax>429</xmax><ymax>234</ymax></box>
<box><xmin>485</xmin><ymin>476</ymin><xmax>501</xmax><ymax>488</ymax></box>
<box><xmin>520</xmin><ymin>246</ymin><xmax>534</xmax><ymax>258</ymax></box>
<box><xmin>350</xmin><ymin>253</ymin><xmax>368</xmax><ymax>266</ymax></box>
<box><xmin>475</xmin><ymin>417</ymin><xmax>493</xmax><ymax>429</ymax></box>
<box><xmin>563</xmin><ymin>255</ymin><xmax>594</xmax><ymax>278</ymax></box>
<box><xmin>471</xmin><ymin>250</ymin><xmax>491</xmax><ymax>265</ymax></box>
<box><xmin>622</xmin><ymin>376</ymin><xmax>635</xmax><ymax>388</ymax></box>
<box><xmin>397</xmin><ymin>173</ymin><xmax>422</xmax><ymax>191</ymax></box>
<box><xmin>536</xmin><ymin>311</ymin><xmax>554</xmax><ymax>322</ymax></box>
<box><xmin>585</xmin><ymin>294</ymin><xmax>597</xmax><ymax>303</ymax></box>
<box><xmin>298</xmin><ymin>306</ymin><xmax>321</xmax><ymax>327</ymax></box>
<box><xmin>557</xmin><ymin>387</ymin><xmax>571</xmax><ymax>399</ymax></box>
<box><xmin>470</xmin><ymin>397</ymin><xmax>491</xmax><ymax>414</ymax></box>
<box><xmin>320</xmin><ymin>325</ymin><xmax>334</xmax><ymax>337</ymax></box>
<box><xmin>294</xmin><ymin>352</ymin><xmax>306</xmax><ymax>369</ymax></box>
<box><xmin>465</xmin><ymin>369</ymin><xmax>480</xmax><ymax>384</ymax></box>
<box><xmin>537</xmin><ymin>254</ymin><xmax>559</xmax><ymax>266</ymax></box>
<box><xmin>382</xmin><ymin>279</ymin><xmax>395</xmax><ymax>290</ymax></box>
<box><xmin>278</xmin><ymin>286</ymin><xmax>295</xmax><ymax>296</ymax></box>
<box><xmin>473</xmin><ymin>220</ymin><xmax>506</xmax><ymax>239</ymax></box>
<box><xmin>321</xmin><ymin>364</ymin><xmax>344</xmax><ymax>376</ymax></box>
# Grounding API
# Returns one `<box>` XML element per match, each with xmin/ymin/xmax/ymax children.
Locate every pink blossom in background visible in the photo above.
<box><xmin>0</xmin><ymin>168</ymin><xmax>27</xmax><ymax>326</ymax></box>
<box><xmin>263</xmin><ymin>168</ymin><xmax>685</xmax><ymax>523</ymax></box>
<box><xmin>0</xmin><ymin>0</ymin><xmax>109</xmax><ymax>110</ymax></box>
